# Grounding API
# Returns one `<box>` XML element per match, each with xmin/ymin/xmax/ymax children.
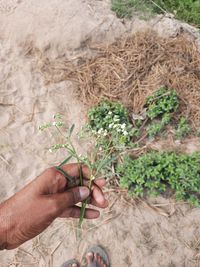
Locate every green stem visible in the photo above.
<box><xmin>79</xmin><ymin>174</ymin><xmax>93</xmax><ymax>227</ymax></box>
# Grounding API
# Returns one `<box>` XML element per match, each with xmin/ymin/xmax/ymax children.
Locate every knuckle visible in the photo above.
<box><xmin>48</xmin><ymin>197</ymin><xmax>60</xmax><ymax>216</ymax></box>
<box><xmin>70</xmin><ymin>189</ymin><xmax>81</xmax><ymax>204</ymax></box>
<box><xmin>46</xmin><ymin>167</ymin><xmax>56</xmax><ymax>175</ymax></box>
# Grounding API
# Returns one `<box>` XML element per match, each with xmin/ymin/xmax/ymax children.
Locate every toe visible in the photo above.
<box><xmin>97</xmin><ymin>254</ymin><xmax>101</xmax><ymax>262</ymax></box>
<box><xmin>86</xmin><ymin>252</ymin><xmax>94</xmax><ymax>263</ymax></box>
<box><xmin>72</xmin><ymin>264</ymin><xmax>78</xmax><ymax>267</ymax></box>
<box><xmin>94</xmin><ymin>253</ymin><xmax>98</xmax><ymax>261</ymax></box>
<box><xmin>100</xmin><ymin>258</ymin><xmax>104</xmax><ymax>264</ymax></box>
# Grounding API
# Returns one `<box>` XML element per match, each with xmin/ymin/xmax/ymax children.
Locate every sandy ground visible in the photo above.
<box><xmin>1</xmin><ymin>0</ymin><xmax>200</xmax><ymax>266</ymax></box>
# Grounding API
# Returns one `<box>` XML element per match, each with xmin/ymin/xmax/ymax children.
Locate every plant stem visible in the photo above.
<box><xmin>79</xmin><ymin>175</ymin><xmax>93</xmax><ymax>226</ymax></box>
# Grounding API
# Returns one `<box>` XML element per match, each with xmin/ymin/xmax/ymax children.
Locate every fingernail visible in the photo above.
<box><xmin>96</xmin><ymin>194</ymin><xmax>105</xmax><ymax>204</ymax></box>
<box><xmin>79</xmin><ymin>187</ymin><xmax>90</xmax><ymax>200</ymax></box>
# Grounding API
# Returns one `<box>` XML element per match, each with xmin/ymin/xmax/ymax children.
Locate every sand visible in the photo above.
<box><xmin>0</xmin><ymin>0</ymin><xmax>200</xmax><ymax>266</ymax></box>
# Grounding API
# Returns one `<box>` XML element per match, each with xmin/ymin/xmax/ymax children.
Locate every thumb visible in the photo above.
<box><xmin>50</xmin><ymin>186</ymin><xmax>90</xmax><ymax>215</ymax></box>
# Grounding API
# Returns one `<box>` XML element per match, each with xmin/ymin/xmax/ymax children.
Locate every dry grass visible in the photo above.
<box><xmin>36</xmin><ymin>31</ymin><xmax>200</xmax><ymax>129</ymax></box>
<box><xmin>75</xmin><ymin>31</ymin><xmax>200</xmax><ymax>129</ymax></box>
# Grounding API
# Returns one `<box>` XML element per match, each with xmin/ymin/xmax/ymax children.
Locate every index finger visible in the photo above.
<box><xmin>61</xmin><ymin>163</ymin><xmax>91</xmax><ymax>180</ymax></box>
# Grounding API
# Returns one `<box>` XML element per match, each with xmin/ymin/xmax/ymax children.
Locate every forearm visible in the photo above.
<box><xmin>0</xmin><ymin>200</ymin><xmax>16</xmax><ymax>250</ymax></box>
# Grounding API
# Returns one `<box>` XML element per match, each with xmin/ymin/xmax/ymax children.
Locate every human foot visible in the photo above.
<box><xmin>68</xmin><ymin>264</ymin><xmax>78</xmax><ymax>267</ymax></box>
<box><xmin>83</xmin><ymin>246</ymin><xmax>109</xmax><ymax>267</ymax></box>
<box><xmin>86</xmin><ymin>251</ymin><xmax>107</xmax><ymax>267</ymax></box>
<box><xmin>60</xmin><ymin>259</ymin><xmax>79</xmax><ymax>267</ymax></box>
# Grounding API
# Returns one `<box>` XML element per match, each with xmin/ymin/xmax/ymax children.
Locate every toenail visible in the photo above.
<box><xmin>87</xmin><ymin>252</ymin><xmax>93</xmax><ymax>257</ymax></box>
<box><xmin>87</xmin><ymin>252</ymin><xmax>94</xmax><ymax>258</ymax></box>
<box><xmin>86</xmin><ymin>251</ymin><xmax>94</xmax><ymax>262</ymax></box>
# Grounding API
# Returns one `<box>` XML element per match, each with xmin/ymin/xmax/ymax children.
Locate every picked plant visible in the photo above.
<box><xmin>39</xmin><ymin>114</ymin><xmax>114</xmax><ymax>226</ymax></box>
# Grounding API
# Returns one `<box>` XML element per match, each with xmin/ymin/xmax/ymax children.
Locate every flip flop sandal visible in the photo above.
<box><xmin>82</xmin><ymin>245</ymin><xmax>110</xmax><ymax>267</ymax></box>
<box><xmin>60</xmin><ymin>259</ymin><xmax>79</xmax><ymax>267</ymax></box>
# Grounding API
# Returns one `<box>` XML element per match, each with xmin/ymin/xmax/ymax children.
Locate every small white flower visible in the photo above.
<box><xmin>123</xmin><ymin>131</ymin><xmax>128</xmax><ymax>136</ymax></box>
<box><xmin>121</xmin><ymin>123</ymin><xmax>126</xmax><ymax>129</ymax></box>
<box><xmin>103</xmin><ymin>132</ymin><xmax>107</xmax><ymax>136</ymax></box>
<box><xmin>109</xmin><ymin>124</ymin><xmax>113</xmax><ymax>129</ymax></box>
<box><xmin>108</xmin><ymin>111</ymin><xmax>112</xmax><ymax>115</ymax></box>
<box><xmin>49</xmin><ymin>148</ymin><xmax>53</xmax><ymax>153</ymax></box>
<box><xmin>99</xmin><ymin>147</ymin><xmax>102</xmax><ymax>151</ymax></box>
<box><xmin>52</xmin><ymin>122</ymin><xmax>56</xmax><ymax>126</ymax></box>
<box><xmin>98</xmin><ymin>128</ymin><xmax>103</xmax><ymax>134</ymax></box>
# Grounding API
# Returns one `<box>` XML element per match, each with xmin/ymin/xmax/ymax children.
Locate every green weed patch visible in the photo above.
<box><xmin>111</xmin><ymin>0</ymin><xmax>200</xmax><ymax>28</ymax></box>
<box><xmin>118</xmin><ymin>151</ymin><xmax>200</xmax><ymax>206</ymax></box>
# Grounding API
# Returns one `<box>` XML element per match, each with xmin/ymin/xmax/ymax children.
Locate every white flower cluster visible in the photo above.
<box><xmin>48</xmin><ymin>143</ymin><xmax>68</xmax><ymax>153</ymax></box>
<box><xmin>52</xmin><ymin>121</ymin><xmax>64</xmax><ymax>127</ymax></box>
<box><xmin>92</xmin><ymin>128</ymin><xmax>108</xmax><ymax>137</ymax></box>
<box><xmin>39</xmin><ymin>120</ymin><xmax>64</xmax><ymax>131</ymax></box>
<box><xmin>108</xmin><ymin>121</ymin><xmax>128</xmax><ymax>136</ymax></box>
<box><xmin>91</xmin><ymin>112</ymin><xmax>130</xmax><ymax>138</ymax></box>
<box><xmin>39</xmin><ymin>122</ymin><xmax>52</xmax><ymax>131</ymax></box>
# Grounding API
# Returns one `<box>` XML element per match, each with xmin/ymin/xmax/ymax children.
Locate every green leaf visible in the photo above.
<box><xmin>58</xmin><ymin>155</ymin><xmax>73</xmax><ymax>167</ymax></box>
<box><xmin>69</xmin><ymin>124</ymin><xmax>75</xmax><ymax>137</ymax></box>
<box><xmin>55</xmin><ymin>166</ymin><xmax>74</xmax><ymax>183</ymax></box>
<box><xmin>95</xmin><ymin>155</ymin><xmax>117</xmax><ymax>175</ymax></box>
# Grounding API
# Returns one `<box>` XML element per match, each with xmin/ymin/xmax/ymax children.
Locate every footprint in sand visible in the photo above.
<box><xmin>0</xmin><ymin>0</ymin><xmax>22</xmax><ymax>14</ymax></box>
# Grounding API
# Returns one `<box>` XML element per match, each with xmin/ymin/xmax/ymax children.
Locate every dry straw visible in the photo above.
<box><xmin>38</xmin><ymin>31</ymin><xmax>200</xmax><ymax>129</ymax></box>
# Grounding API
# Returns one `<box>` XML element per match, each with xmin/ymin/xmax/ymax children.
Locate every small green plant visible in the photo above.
<box><xmin>146</xmin><ymin>113</ymin><xmax>171</xmax><ymax>138</ymax></box>
<box><xmin>87</xmin><ymin>100</ymin><xmax>138</xmax><ymax>150</ymax></box>
<box><xmin>117</xmin><ymin>151</ymin><xmax>200</xmax><ymax>207</ymax></box>
<box><xmin>111</xmin><ymin>0</ymin><xmax>154</xmax><ymax>19</ymax></box>
<box><xmin>111</xmin><ymin>0</ymin><xmax>200</xmax><ymax>28</ymax></box>
<box><xmin>39</xmin><ymin>114</ymin><xmax>115</xmax><ymax>226</ymax></box>
<box><xmin>152</xmin><ymin>0</ymin><xmax>200</xmax><ymax>27</ymax></box>
<box><xmin>145</xmin><ymin>87</ymin><xmax>178</xmax><ymax>120</ymax></box>
<box><xmin>145</xmin><ymin>87</ymin><xmax>178</xmax><ymax>138</ymax></box>
<box><xmin>175</xmin><ymin>117</ymin><xmax>191</xmax><ymax>139</ymax></box>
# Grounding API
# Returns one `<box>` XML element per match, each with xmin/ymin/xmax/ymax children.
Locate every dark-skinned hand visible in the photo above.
<box><xmin>0</xmin><ymin>164</ymin><xmax>108</xmax><ymax>250</ymax></box>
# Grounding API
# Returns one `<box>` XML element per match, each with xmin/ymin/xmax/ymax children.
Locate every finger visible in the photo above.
<box><xmin>90</xmin><ymin>197</ymin><xmax>109</xmax><ymax>209</ymax></box>
<box><xmin>35</xmin><ymin>167</ymin><xmax>67</xmax><ymax>194</ymax></box>
<box><xmin>59</xmin><ymin>206</ymin><xmax>100</xmax><ymax>219</ymax></box>
<box><xmin>76</xmin><ymin>178</ymin><xmax>106</xmax><ymax>188</ymax></box>
<box><xmin>94</xmin><ymin>179</ymin><xmax>106</xmax><ymax>188</ymax></box>
<box><xmin>37</xmin><ymin>164</ymin><xmax>92</xmax><ymax>194</ymax></box>
<box><xmin>61</xmin><ymin>163</ymin><xmax>91</xmax><ymax>180</ymax></box>
<box><xmin>90</xmin><ymin>184</ymin><xmax>108</xmax><ymax>208</ymax></box>
<box><xmin>49</xmin><ymin>186</ymin><xmax>90</xmax><ymax>216</ymax></box>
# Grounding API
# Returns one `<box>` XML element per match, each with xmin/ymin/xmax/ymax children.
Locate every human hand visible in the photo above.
<box><xmin>0</xmin><ymin>164</ymin><xmax>108</xmax><ymax>250</ymax></box>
